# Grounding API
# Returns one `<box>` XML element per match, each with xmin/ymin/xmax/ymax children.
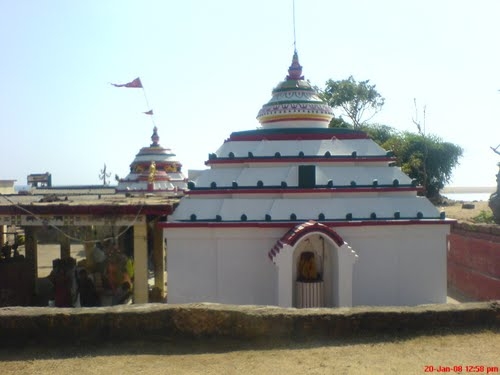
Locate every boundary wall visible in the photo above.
<box><xmin>448</xmin><ymin>222</ymin><xmax>500</xmax><ymax>300</ymax></box>
<box><xmin>0</xmin><ymin>302</ymin><xmax>498</xmax><ymax>346</ymax></box>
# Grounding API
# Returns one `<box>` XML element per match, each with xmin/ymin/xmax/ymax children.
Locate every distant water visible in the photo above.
<box><xmin>443</xmin><ymin>192</ymin><xmax>492</xmax><ymax>202</ymax></box>
<box><xmin>14</xmin><ymin>185</ymin><xmax>30</xmax><ymax>192</ymax></box>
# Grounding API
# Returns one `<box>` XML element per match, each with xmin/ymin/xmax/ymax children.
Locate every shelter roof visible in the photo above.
<box><xmin>0</xmin><ymin>193</ymin><xmax>178</xmax><ymax>216</ymax></box>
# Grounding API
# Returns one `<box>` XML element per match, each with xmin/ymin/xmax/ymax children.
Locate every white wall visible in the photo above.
<box><xmin>337</xmin><ymin>224</ymin><xmax>449</xmax><ymax>306</ymax></box>
<box><xmin>0</xmin><ymin>180</ymin><xmax>15</xmax><ymax>194</ymax></box>
<box><xmin>167</xmin><ymin>237</ymin><xmax>218</xmax><ymax>303</ymax></box>
<box><xmin>166</xmin><ymin>223</ymin><xmax>449</xmax><ymax>307</ymax></box>
<box><xmin>166</xmin><ymin>227</ymin><xmax>282</xmax><ymax>305</ymax></box>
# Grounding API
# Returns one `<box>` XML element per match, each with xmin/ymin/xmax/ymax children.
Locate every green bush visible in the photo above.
<box><xmin>472</xmin><ymin>210</ymin><xmax>495</xmax><ymax>224</ymax></box>
<box><xmin>15</xmin><ymin>234</ymin><xmax>25</xmax><ymax>245</ymax></box>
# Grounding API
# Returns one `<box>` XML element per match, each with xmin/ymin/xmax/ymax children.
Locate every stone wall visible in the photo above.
<box><xmin>448</xmin><ymin>222</ymin><xmax>500</xmax><ymax>300</ymax></box>
<box><xmin>0</xmin><ymin>302</ymin><xmax>498</xmax><ymax>346</ymax></box>
<box><xmin>0</xmin><ymin>260</ymin><xmax>32</xmax><ymax>307</ymax></box>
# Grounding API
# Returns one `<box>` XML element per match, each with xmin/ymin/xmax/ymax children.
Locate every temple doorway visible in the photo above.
<box><xmin>292</xmin><ymin>234</ymin><xmax>334</xmax><ymax>308</ymax></box>
<box><xmin>270</xmin><ymin>221</ymin><xmax>358</xmax><ymax>308</ymax></box>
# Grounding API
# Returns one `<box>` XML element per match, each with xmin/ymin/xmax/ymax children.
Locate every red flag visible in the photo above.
<box><xmin>143</xmin><ymin>109</ymin><xmax>154</xmax><ymax>115</ymax></box>
<box><xmin>111</xmin><ymin>77</ymin><xmax>142</xmax><ymax>88</ymax></box>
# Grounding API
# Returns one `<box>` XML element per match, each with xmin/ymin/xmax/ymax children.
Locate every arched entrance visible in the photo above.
<box><xmin>269</xmin><ymin>221</ymin><xmax>358</xmax><ymax>308</ymax></box>
<box><xmin>293</xmin><ymin>234</ymin><xmax>331</xmax><ymax>307</ymax></box>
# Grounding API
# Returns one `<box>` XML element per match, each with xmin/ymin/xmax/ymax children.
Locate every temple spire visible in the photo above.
<box><xmin>286</xmin><ymin>50</ymin><xmax>304</xmax><ymax>81</ymax></box>
<box><xmin>256</xmin><ymin>51</ymin><xmax>333</xmax><ymax>129</ymax></box>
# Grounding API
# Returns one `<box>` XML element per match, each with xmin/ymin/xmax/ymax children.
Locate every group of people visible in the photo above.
<box><xmin>48</xmin><ymin>243</ymin><xmax>134</xmax><ymax>308</ymax></box>
<box><xmin>0</xmin><ymin>242</ymin><xmax>22</xmax><ymax>262</ymax></box>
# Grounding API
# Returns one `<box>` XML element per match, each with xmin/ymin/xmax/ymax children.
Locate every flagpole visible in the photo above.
<box><xmin>111</xmin><ymin>77</ymin><xmax>156</xmax><ymax>126</ymax></box>
<box><xmin>140</xmin><ymin>81</ymin><xmax>156</xmax><ymax>127</ymax></box>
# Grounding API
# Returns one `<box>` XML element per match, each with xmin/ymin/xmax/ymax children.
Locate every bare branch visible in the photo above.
<box><xmin>491</xmin><ymin>144</ymin><xmax>500</xmax><ymax>156</ymax></box>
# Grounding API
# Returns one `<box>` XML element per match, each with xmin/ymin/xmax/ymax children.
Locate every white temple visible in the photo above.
<box><xmin>162</xmin><ymin>52</ymin><xmax>451</xmax><ymax>307</ymax></box>
<box><xmin>117</xmin><ymin>126</ymin><xmax>188</xmax><ymax>192</ymax></box>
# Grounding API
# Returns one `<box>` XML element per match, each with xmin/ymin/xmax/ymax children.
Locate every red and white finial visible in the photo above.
<box><xmin>286</xmin><ymin>51</ymin><xmax>304</xmax><ymax>81</ymax></box>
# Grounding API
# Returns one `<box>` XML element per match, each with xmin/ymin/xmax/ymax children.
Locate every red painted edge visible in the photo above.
<box><xmin>281</xmin><ymin>221</ymin><xmax>345</xmax><ymax>247</ymax></box>
<box><xmin>188</xmin><ymin>187</ymin><xmax>422</xmax><ymax>195</ymax></box>
<box><xmin>160</xmin><ymin>219</ymin><xmax>453</xmax><ymax>229</ymax></box>
<box><xmin>228</xmin><ymin>133</ymin><xmax>370</xmax><ymax>141</ymax></box>
<box><xmin>0</xmin><ymin>204</ymin><xmax>174</xmax><ymax>216</ymax></box>
<box><xmin>259</xmin><ymin>117</ymin><xmax>331</xmax><ymax>124</ymax></box>
<box><xmin>205</xmin><ymin>156</ymin><xmax>395</xmax><ymax>166</ymax></box>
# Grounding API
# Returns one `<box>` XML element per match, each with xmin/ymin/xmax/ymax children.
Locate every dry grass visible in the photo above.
<box><xmin>1</xmin><ymin>329</ymin><xmax>499</xmax><ymax>374</ymax></box>
<box><xmin>437</xmin><ymin>200</ymin><xmax>492</xmax><ymax>223</ymax></box>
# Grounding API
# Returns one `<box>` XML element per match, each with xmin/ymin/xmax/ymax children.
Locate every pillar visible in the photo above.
<box><xmin>337</xmin><ymin>244</ymin><xmax>358</xmax><ymax>307</ymax></box>
<box><xmin>133</xmin><ymin>220</ymin><xmax>148</xmax><ymax>304</ymax></box>
<box><xmin>84</xmin><ymin>241</ymin><xmax>94</xmax><ymax>270</ymax></box>
<box><xmin>276</xmin><ymin>245</ymin><xmax>294</xmax><ymax>307</ymax></box>
<box><xmin>60</xmin><ymin>229</ymin><xmax>71</xmax><ymax>259</ymax></box>
<box><xmin>0</xmin><ymin>225</ymin><xmax>5</xmax><ymax>248</ymax></box>
<box><xmin>153</xmin><ymin>220</ymin><xmax>166</xmax><ymax>299</ymax></box>
<box><xmin>24</xmin><ymin>226</ymin><xmax>38</xmax><ymax>296</ymax></box>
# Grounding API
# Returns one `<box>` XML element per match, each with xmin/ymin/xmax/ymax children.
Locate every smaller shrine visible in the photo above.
<box><xmin>117</xmin><ymin>127</ymin><xmax>188</xmax><ymax>193</ymax></box>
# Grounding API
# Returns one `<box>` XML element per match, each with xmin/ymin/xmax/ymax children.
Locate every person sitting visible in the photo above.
<box><xmin>1</xmin><ymin>242</ymin><xmax>11</xmax><ymax>260</ymax></box>
<box><xmin>49</xmin><ymin>260</ymin><xmax>72</xmax><ymax>307</ymax></box>
<box><xmin>77</xmin><ymin>269</ymin><xmax>100</xmax><ymax>307</ymax></box>
<box><xmin>11</xmin><ymin>243</ymin><xmax>20</xmax><ymax>258</ymax></box>
<box><xmin>112</xmin><ymin>281</ymin><xmax>132</xmax><ymax>305</ymax></box>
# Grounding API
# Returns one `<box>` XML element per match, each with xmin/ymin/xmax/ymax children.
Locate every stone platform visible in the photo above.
<box><xmin>0</xmin><ymin>301</ymin><xmax>498</xmax><ymax>346</ymax></box>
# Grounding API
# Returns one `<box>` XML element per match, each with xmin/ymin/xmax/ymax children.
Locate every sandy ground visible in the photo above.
<box><xmin>1</xmin><ymin>329</ymin><xmax>499</xmax><ymax>375</ymax></box>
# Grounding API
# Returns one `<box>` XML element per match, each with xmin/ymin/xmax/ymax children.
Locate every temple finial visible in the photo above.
<box><xmin>151</xmin><ymin>126</ymin><xmax>160</xmax><ymax>146</ymax></box>
<box><xmin>286</xmin><ymin>50</ymin><xmax>304</xmax><ymax>80</ymax></box>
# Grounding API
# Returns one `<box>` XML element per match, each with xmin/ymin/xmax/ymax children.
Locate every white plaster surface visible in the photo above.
<box><xmin>166</xmin><ymin>228</ymin><xmax>280</xmax><ymax>304</ymax></box>
<box><xmin>215</xmin><ymin>139</ymin><xmax>387</xmax><ymax>158</ymax></box>
<box><xmin>165</xmin><ymin>224</ymin><xmax>448</xmax><ymax>307</ymax></box>
<box><xmin>171</xmin><ymin>196</ymin><xmax>441</xmax><ymax>222</ymax></box>
<box><xmin>194</xmin><ymin>165</ymin><xmax>413</xmax><ymax>188</ymax></box>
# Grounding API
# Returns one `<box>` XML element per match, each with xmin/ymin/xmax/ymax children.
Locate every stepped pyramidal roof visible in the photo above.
<box><xmin>168</xmin><ymin>52</ymin><xmax>443</xmax><ymax>225</ymax></box>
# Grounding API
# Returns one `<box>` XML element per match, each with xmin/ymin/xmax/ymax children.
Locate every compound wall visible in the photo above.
<box><xmin>448</xmin><ymin>222</ymin><xmax>500</xmax><ymax>301</ymax></box>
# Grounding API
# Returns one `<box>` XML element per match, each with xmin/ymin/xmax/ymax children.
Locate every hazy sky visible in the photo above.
<box><xmin>1</xmin><ymin>0</ymin><xmax>499</xmax><ymax>187</ymax></box>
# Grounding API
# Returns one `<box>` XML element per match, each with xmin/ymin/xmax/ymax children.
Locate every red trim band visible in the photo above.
<box><xmin>205</xmin><ymin>156</ymin><xmax>394</xmax><ymax>166</ymax></box>
<box><xmin>187</xmin><ymin>187</ymin><xmax>422</xmax><ymax>195</ymax></box>
<box><xmin>259</xmin><ymin>117</ymin><xmax>331</xmax><ymax>124</ymax></box>
<box><xmin>160</xmin><ymin>219</ymin><xmax>454</xmax><ymax>229</ymax></box>
<box><xmin>0</xmin><ymin>204</ymin><xmax>174</xmax><ymax>216</ymax></box>
<box><xmin>228</xmin><ymin>132</ymin><xmax>370</xmax><ymax>142</ymax></box>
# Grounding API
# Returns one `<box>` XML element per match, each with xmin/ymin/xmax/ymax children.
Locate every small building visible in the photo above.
<box><xmin>0</xmin><ymin>180</ymin><xmax>16</xmax><ymax>195</ymax></box>
<box><xmin>117</xmin><ymin>126</ymin><xmax>188</xmax><ymax>193</ymax></box>
<box><xmin>27</xmin><ymin>173</ymin><xmax>52</xmax><ymax>188</ymax></box>
<box><xmin>163</xmin><ymin>52</ymin><xmax>452</xmax><ymax>308</ymax></box>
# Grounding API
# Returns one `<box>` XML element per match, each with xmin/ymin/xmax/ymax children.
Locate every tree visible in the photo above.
<box><xmin>491</xmin><ymin>144</ymin><xmax>500</xmax><ymax>156</ymax></box>
<box><xmin>323</xmin><ymin>78</ymin><xmax>463</xmax><ymax>198</ymax></box>
<box><xmin>382</xmin><ymin>131</ymin><xmax>463</xmax><ymax>199</ymax></box>
<box><xmin>321</xmin><ymin>76</ymin><xmax>385</xmax><ymax>128</ymax></box>
<box><xmin>360</xmin><ymin>123</ymin><xmax>398</xmax><ymax>145</ymax></box>
<box><xmin>328</xmin><ymin>116</ymin><xmax>351</xmax><ymax>129</ymax></box>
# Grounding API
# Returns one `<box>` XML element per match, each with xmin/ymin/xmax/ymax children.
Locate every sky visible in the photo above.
<box><xmin>1</xmin><ymin>0</ymin><xmax>499</xmax><ymax>188</ymax></box>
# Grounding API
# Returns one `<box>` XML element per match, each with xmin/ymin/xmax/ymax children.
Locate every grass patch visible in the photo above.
<box><xmin>472</xmin><ymin>210</ymin><xmax>495</xmax><ymax>224</ymax></box>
